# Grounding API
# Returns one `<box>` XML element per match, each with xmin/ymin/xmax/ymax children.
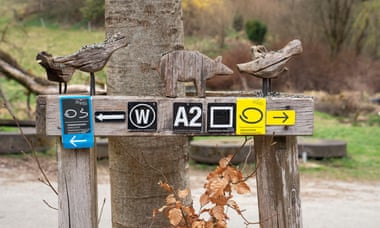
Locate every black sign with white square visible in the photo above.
<box><xmin>173</xmin><ymin>102</ymin><xmax>203</xmax><ymax>133</ymax></box>
<box><xmin>207</xmin><ymin>103</ymin><xmax>235</xmax><ymax>133</ymax></box>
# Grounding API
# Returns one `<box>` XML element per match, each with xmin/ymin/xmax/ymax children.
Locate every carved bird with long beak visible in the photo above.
<box><xmin>37</xmin><ymin>32</ymin><xmax>128</xmax><ymax>95</ymax></box>
<box><xmin>237</xmin><ymin>39</ymin><xmax>303</xmax><ymax>96</ymax></box>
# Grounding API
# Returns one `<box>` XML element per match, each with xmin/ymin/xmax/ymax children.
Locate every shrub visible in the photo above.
<box><xmin>245</xmin><ymin>19</ymin><xmax>267</xmax><ymax>44</ymax></box>
<box><xmin>232</xmin><ymin>14</ymin><xmax>244</xmax><ymax>32</ymax></box>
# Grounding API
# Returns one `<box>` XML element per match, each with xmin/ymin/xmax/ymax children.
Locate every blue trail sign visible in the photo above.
<box><xmin>60</xmin><ymin>96</ymin><xmax>94</xmax><ymax>149</ymax></box>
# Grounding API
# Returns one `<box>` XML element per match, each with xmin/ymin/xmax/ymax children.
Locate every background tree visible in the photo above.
<box><xmin>316</xmin><ymin>0</ymin><xmax>356</xmax><ymax>57</ymax></box>
<box><xmin>80</xmin><ymin>0</ymin><xmax>104</xmax><ymax>26</ymax></box>
<box><xmin>352</xmin><ymin>0</ymin><xmax>380</xmax><ymax>58</ymax></box>
<box><xmin>245</xmin><ymin>19</ymin><xmax>267</xmax><ymax>44</ymax></box>
<box><xmin>105</xmin><ymin>1</ymin><xmax>191</xmax><ymax>227</ymax></box>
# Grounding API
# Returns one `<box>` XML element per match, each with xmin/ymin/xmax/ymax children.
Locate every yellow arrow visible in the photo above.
<box><xmin>267</xmin><ymin>110</ymin><xmax>295</xmax><ymax>125</ymax></box>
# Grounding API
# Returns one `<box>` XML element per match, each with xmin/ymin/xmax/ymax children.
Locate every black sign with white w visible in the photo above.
<box><xmin>128</xmin><ymin>102</ymin><xmax>157</xmax><ymax>131</ymax></box>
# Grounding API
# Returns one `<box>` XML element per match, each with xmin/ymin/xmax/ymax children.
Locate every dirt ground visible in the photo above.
<box><xmin>1</xmin><ymin>156</ymin><xmax>380</xmax><ymax>228</ymax></box>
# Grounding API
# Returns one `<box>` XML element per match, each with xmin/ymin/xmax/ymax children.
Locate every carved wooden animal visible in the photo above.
<box><xmin>36</xmin><ymin>51</ymin><xmax>75</xmax><ymax>94</ymax></box>
<box><xmin>160</xmin><ymin>50</ymin><xmax>233</xmax><ymax>97</ymax></box>
<box><xmin>237</xmin><ymin>39</ymin><xmax>302</xmax><ymax>96</ymax></box>
<box><xmin>52</xmin><ymin>32</ymin><xmax>128</xmax><ymax>95</ymax></box>
<box><xmin>237</xmin><ymin>39</ymin><xmax>303</xmax><ymax>79</ymax></box>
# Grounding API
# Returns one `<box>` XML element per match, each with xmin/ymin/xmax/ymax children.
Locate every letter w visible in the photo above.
<box><xmin>134</xmin><ymin>109</ymin><xmax>150</xmax><ymax>124</ymax></box>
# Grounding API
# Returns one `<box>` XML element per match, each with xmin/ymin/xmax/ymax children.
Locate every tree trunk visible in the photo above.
<box><xmin>105</xmin><ymin>1</ymin><xmax>190</xmax><ymax>227</ymax></box>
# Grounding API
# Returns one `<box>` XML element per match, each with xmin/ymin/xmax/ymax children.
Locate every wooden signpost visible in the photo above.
<box><xmin>36</xmin><ymin>93</ymin><xmax>312</xmax><ymax>228</ymax></box>
<box><xmin>37</xmin><ymin>95</ymin><xmax>313</xmax><ymax>137</ymax></box>
<box><xmin>36</xmin><ymin>41</ymin><xmax>313</xmax><ymax>227</ymax></box>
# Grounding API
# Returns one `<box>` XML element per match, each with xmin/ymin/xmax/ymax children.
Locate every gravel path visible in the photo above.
<box><xmin>1</xmin><ymin>158</ymin><xmax>379</xmax><ymax>227</ymax></box>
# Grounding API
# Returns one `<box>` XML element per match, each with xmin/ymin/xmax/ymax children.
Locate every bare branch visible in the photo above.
<box><xmin>0</xmin><ymin>83</ymin><xmax>58</xmax><ymax>195</ymax></box>
<box><xmin>42</xmin><ymin>199</ymin><xmax>58</xmax><ymax>210</ymax></box>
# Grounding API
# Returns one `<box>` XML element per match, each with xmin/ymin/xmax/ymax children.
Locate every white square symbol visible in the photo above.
<box><xmin>210</xmin><ymin>106</ymin><xmax>233</xmax><ymax>128</ymax></box>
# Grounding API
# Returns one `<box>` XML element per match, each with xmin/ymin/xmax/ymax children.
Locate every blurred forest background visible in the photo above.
<box><xmin>1</xmin><ymin>0</ymin><xmax>380</xmax><ymax>119</ymax></box>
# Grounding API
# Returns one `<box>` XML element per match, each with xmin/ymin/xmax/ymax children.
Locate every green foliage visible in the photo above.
<box><xmin>367</xmin><ymin>113</ymin><xmax>380</xmax><ymax>126</ymax></box>
<box><xmin>33</xmin><ymin>0</ymin><xmax>85</xmax><ymax>24</ymax></box>
<box><xmin>232</xmin><ymin>14</ymin><xmax>244</xmax><ymax>32</ymax></box>
<box><xmin>245</xmin><ymin>19</ymin><xmax>267</xmax><ymax>44</ymax></box>
<box><xmin>80</xmin><ymin>0</ymin><xmax>105</xmax><ymax>25</ymax></box>
<box><xmin>301</xmin><ymin>111</ymin><xmax>380</xmax><ymax>180</ymax></box>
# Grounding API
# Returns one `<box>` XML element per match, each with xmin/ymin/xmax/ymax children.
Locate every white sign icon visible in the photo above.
<box><xmin>128</xmin><ymin>103</ymin><xmax>157</xmax><ymax>130</ymax></box>
<box><xmin>174</xmin><ymin>106</ymin><xmax>202</xmax><ymax>127</ymax></box>
<box><xmin>210</xmin><ymin>106</ymin><xmax>234</xmax><ymax>128</ymax></box>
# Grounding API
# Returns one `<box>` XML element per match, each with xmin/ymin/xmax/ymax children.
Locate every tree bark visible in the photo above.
<box><xmin>105</xmin><ymin>1</ymin><xmax>190</xmax><ymax>227</ymax></box>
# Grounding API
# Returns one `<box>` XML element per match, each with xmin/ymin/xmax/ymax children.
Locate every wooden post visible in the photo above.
<box><xmin>254</xmin><ymin>135</ymin><xmax>302</xmax><ymax>228</ymax></box>
<box><xmin>57</xmin><ymin>139</ymin><xmax>98</xmax><ymax>228</ymax></box>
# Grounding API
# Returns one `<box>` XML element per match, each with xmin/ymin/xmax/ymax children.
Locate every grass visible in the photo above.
<box><xmin>299</xmin><ymin>111</ymin><xmax>380</xmax><ymax>181</ymax></box>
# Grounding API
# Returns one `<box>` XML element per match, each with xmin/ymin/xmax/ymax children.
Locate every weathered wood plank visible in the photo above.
<box><xmin>58</xmin><ymin>139</ymin><xmax>98</xmax><ymax>228</ymax></box>
<box><xmin>254</xmin><ymin>136</ymin><xmax>302</xmax><ymax>228</ymax></box>
<box><xmin>36</xmin><ymin>95</ymin><xmax>313</xmax><ymax>136</ymax></box>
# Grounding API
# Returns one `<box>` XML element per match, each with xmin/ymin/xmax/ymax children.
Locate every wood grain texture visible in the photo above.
<box><xmin>57</xmin><ymin>139</ymin><xmax>98</xmax><ymax>228</ymax></box>
<box><xmin>254</xmin><ymin>136</ymin><xmax>302</xmax><ymax>228</ymax></box>
<box><xmin>36</xmin><ymin>95</ymin><xmax>314</xmax><ymax>136</ymax></box>
<box><xmin>160</xmin><ymin>51</ymin><xmax>233</xmax><ymax>97</ymax></box>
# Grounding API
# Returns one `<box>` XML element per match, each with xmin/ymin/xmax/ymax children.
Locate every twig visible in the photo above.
<box><xmin>241</xmin><ymin>136</ymin><xmax>254</xmax><ymax>172</ymax></box>
<box><xmin>228</xmin><ymin>136</ymin><xmax>252</xmax><ymax>167</ymax></box>
<box><xmin>0</xmin><ymin>84</ymin><xmax>58</xmax><ymax>195</ymax></box>
<box><xmin>98</xmin><ymin>198</ymin><xmax>106</xmax><ymax>225</ymax></box>
<box><xmin>42</xmin><ymin>199</ymin><xmax>58</xmax><ymax>210</ymax></box>
<box><xmin>141</xmin><ymin>152</ymin><xmax>169</xmax><ymax>184</ymax></box>
<box><xmin>123</xmin><ymin>150</ymin><xmax>168</xmax><ymax>183</ymax></box>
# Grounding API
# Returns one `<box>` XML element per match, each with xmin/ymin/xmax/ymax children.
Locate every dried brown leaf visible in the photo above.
<box><xmin>159</xmin><ymin>181</ymin><xmax>173</xmax><ymax>193</ymax></box>
<box><xmin>225</xmin><ymin>166</ymin><xmax>242</xmax><ymax>183</ymax></box>
<box><xmin>210</xmin><ymin>194</ymin><xmax>229</xmax><ymax>206</ymax></box>
<box><xmin>152</xmin><ymin>208</ymin><xmax>159</xmax><ymax>218</ymax></box>
<box><xmin>216</xmin><ymin>220</ymin><xmax>227</xmax><ymax>228</ymax></box>
<box><xmin>200</xmin><ymin>193</ymin><xmax>210</xmax><ymax>207</ymax></box>
<box><xmin>166</xmin><ymin>194</ymin><xmax>176</xmax><ymax>205</ymax></box>
<box><xmin>178</xmin><ymin>188</ymin><xmax>190</xmax><ymax>199</ymax></box>
<box><xmin>158</xmin><ymin>205</ymin><xmax>167</xmax><ymax>213</ymax></box>
<box><xmin>206</xmin><ymin>221</ymin><xmax>214</xmax><ymax>228</ymax></box>
<box><xmin>211</xmin><ymin>205</ymin><xmax>226</xmax><ymax>221</ymax></box>
<box><xmin>182</xmin><ymin>205</ymin><xmax>196</xmax><ymax>218</ymax></box>
<box><xmin>168</xmin><ymin>208</ymin><xmax>183</xmax><ymax>226</ymax></box>
<box><xmin>227</xmin><ymin>199</ymin><xmax>241</xmax><ymax>214</ymax></box>
<box><xmin>208</xmin><ymin>176</ymin><xmax>228</xmax><ymax>196</ymax></box>
<box><xmin>192</xmin><ymin>220</ymin><xmax>206</xmax><ymax>228</ymax></box>
<box><xmin>235</xmin><ymin>182</ymin><xmax>251</xmax><ymax>194</ymax></box>
<box><xmin>219</xmin><ymin>155</ymin><xmax>233</xmax><ymax>168</ymax></box>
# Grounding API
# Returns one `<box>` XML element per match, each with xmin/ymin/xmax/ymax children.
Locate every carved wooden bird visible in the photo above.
<box><xmin>53</xmin><ymin>32</ymin><xmax>128</xmax><ymax>95</ymax></box>
<box><xmin>36</xmin><ymin>51</ymin><xmax>75</xmax><ymax>94</ymax></box>
<box><xmin>237</xmin><ymin>39</ymin><xmax>303</xmax><ymax>96</ymax></box>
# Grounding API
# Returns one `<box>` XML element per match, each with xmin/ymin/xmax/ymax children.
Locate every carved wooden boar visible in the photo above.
<box><xmin>160</xmin><ymin>50</ymin><xmax>233</xmax><ymax>97</ymax></box>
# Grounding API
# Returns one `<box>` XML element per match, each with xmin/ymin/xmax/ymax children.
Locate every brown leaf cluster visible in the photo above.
<box><xmin>154</xmin><ymin>155</ymin><xmax>251</xmax><ymax>227</ymax></box>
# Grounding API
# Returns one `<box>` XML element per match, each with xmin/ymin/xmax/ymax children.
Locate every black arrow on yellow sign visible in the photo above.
<box><xmin>272</xmin><ymin>111</ymin><xmax>289</xmax><ymax>123</ymax></box>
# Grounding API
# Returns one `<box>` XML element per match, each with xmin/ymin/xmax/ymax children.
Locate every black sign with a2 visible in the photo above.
<box><xmin>173</xmin><ymin>102</ymin><xmax>203</xmax><ymax>132</ymax></box>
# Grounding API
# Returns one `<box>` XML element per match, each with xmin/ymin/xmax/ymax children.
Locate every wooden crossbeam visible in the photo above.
<box><xmin>36</xmin><ymin>95</ymin><xmax>314</xmax><ymax>137</ymax></box>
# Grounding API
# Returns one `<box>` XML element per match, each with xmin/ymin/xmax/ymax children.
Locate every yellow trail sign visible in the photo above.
<box><xmin>236</xmin><ymin>98</ymin><xmax>266</xmax><ymax>135</ymax></box>
<box><xmin>267</xmin><ymin>110</ymin><xmax>295</xmax><ymax>125</ymax></box>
